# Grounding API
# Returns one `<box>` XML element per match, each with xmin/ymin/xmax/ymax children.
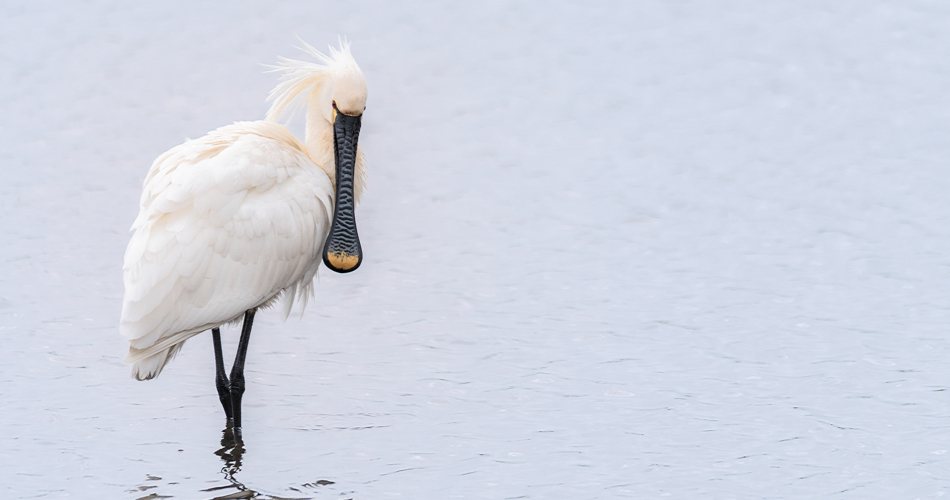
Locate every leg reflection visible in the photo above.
<box><xmin>214</xmin><ymin>422</ymin><xmax>249</xmax><ymax>489</ymax></box>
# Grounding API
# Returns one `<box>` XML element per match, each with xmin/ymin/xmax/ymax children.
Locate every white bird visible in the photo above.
<box><xmin>120</xmin><ymin>40</ymin><xmax>368</xmax><ymax>433</ymax></box>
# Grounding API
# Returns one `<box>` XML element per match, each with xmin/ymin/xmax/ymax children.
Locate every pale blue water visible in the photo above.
<box><xmin>3</xmin><ymin>1</ymin><xmax>950</xmax><ymax>498</ymax></box>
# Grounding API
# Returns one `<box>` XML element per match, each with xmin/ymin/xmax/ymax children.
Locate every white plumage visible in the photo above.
<box><xmin>121</xmin><ymin>41</ymin><xmax>368</xmax><ymax>381</ymax></box>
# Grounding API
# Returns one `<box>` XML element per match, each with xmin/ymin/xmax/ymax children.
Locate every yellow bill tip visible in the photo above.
<box><xmin>326</xmin><ymin>251</ymin><xmax>360</xmax><ymax>271</ymax></box>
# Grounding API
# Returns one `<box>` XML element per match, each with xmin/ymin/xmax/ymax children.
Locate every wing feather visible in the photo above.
<box><xmin>121</xmin><ymin>121</ymin><xmax>333</xmax><ymax>379</ymax></box>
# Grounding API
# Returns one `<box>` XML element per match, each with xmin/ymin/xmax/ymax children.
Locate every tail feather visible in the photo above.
<box><xmin>124</xmin><ymin>322</ymin><xmax>221</xmax><ymax>380</ymax></box>
<box><xmin>128</xmin><ymin>342</ymin><xmax>185</xmax><ymax>381</ymax></box>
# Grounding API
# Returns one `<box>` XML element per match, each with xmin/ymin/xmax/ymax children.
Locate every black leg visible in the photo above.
<box><xmin>229</xmin><ymin>309</ymin><xmax>256</xmax><ymax>435</ymax></box>
<box><xmin>212</xmin><ymin>328</ymin><xmax>233</xmax><ymax>421</ymax></box>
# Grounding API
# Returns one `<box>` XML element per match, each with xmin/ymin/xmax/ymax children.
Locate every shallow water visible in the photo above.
<box><xmin>3</xmin><ymin>1</ymin><xmax>950</xmax><ymax>498</ymax></box>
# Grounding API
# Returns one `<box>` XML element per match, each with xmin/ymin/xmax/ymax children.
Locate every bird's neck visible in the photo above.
<box><xmin>304</xmin><ymin>104</ymin><xmax>336</xmax><ymax>189</ymax></box>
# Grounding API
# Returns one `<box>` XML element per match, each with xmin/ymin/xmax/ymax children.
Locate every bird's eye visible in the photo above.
<box><xmin>332</xmin><ymin>100</ymin><xmax>338</xmax><ymax>110</ymax></box>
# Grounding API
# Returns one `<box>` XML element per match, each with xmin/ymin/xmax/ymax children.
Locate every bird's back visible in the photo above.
<box><xmin>121</xmin><ymin>121</ymin><xmax>333</xmax><ymax>380</ymax></box>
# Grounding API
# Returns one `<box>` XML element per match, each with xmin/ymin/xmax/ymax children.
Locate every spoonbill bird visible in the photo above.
<box><xmin>120</xmin><ymin>40</ymin><xmax>368</xmax><ymax>433</ymax></box>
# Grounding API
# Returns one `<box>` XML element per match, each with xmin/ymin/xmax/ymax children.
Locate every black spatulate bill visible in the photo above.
<box><xmin>323</xmin><ymin>109</ymin><xmax>363</xmax><ymax>273</ymax></box>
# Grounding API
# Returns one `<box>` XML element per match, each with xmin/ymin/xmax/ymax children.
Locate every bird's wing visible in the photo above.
<box><xmin>121</xmin><ymin>122</ymin><xmax>333</xmax><ymax>361</ymax></box>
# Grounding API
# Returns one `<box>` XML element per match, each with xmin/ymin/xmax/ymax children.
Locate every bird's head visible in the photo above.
<box><xmin>266</xmin><ymin>39</ymin><xmax>368</xmax><ymax>274</ymax></box>
<box><xmin>325</xmin><ymin>65</ymin><xmax>367</xmax><ymax>121</ymax></box>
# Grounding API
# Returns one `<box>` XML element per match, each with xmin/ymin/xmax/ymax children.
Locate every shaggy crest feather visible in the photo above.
<box><xmin>265</xmin><ymin>38</ymin><xmax>361</xmax><ymax>123</ymax></box>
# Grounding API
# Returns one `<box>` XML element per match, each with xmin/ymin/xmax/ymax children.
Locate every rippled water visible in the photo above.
<box><xmin>3</xmin><ymin>1</ymin><xmax>950</xmax><ymax>498</ymax></box>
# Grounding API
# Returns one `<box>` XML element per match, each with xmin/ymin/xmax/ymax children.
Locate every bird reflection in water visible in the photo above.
<box><xmin>206</xmin><ymin>423</ymin><xmax>256</xmax><ymax>499</ymax></box>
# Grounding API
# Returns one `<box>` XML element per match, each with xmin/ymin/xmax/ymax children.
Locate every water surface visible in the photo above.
<box><xmin>3</xmin><ymin>1</ymin><xmax>950</xmax><ymax>498</ymax></box>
